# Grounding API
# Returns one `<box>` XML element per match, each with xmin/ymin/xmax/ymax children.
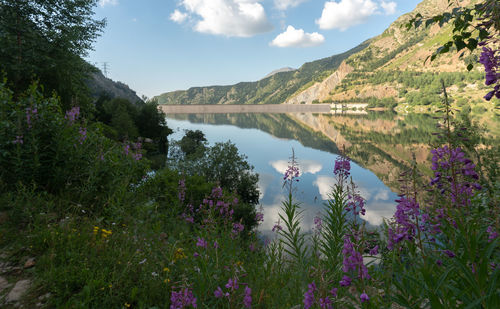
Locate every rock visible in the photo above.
<box><xmin>24</xmin><ymin>258</ymin><xmax>35</xmax><ymax>269</ymax></box>
<box><xmin>38</xmin><ymin>293</ymin><xmax>51</xmax><ymax>300</ymax></box>
<box><xmin>0</xmin><ymin>276</ymin><xmax>9</xmax><ymax>293</ymax></box>
<box><xmin>6</xmin><ymin>279</ymin><xmax>31</xmax><ymax>303</ymax></box>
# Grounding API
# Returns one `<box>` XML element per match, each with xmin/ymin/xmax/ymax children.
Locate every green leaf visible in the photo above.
<box><xmin>455</xmin><ymin>39</ymin><xmax>466</xmax><ymax>51</ymax></box>
<box><xmin>467</xmin><ymin>38</ymin><xmax>478</xmax><ymax>51</ymax></box>
<box><xmin>467</xmin><ymin>64</ymin><xmax>474</xmax><ymax>71</ymax></box>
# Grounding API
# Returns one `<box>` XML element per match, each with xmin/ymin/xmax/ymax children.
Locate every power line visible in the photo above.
<box><xmin>101</xmin><ymin>62</ymin><xmax>110</xmax><ymax>77</ymax></box>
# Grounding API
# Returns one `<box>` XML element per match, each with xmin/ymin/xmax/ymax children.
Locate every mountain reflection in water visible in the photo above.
<box><xmin>165</xmin><ymin>111</ymin><xmax>495</xmax><ymax>237</ymax></box>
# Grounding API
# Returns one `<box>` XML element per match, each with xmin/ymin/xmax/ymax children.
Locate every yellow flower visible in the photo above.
<box><xmin>163</xmin><ymin>267</ymin><xmax>170</xmax><ymax>272</ymax></box>
<box><xmin>174</xmin><ymin>248</ymin><xmax>186</xmax><ymax>261</ymax></box>
<box><xmin>125</xmin><ymin>303</ymin><xmax>131</xmax><ymax>308</ymax></box>
<box><xmin>236</xmin><ymin>261</ymin><xmax>243</xmax><ymax>266</ymax></box>
<box><xmin>164</xmin><ymin>278</ymin><xmax>170</xmax><ymax>284</ymax></box>
<box><xmin>101</xmin><ymin>229</ymin><xmax>112</xmax><ymax>238</ymax></box>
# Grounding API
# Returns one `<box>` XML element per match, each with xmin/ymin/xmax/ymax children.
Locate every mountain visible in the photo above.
<box><xmin>308</xmin><ymin>0</ymin><xmax>490</xmax><ymax>110</ymax></box>
<box><xmin>155</xmin><ymin>0</ymin><xmax>494</xmax><ymax>112</ymax></box>
<box><xmin>263</xmin><ymin>67</ymin><xmax>296</xmax><ymax>79</ymax></box>
<box><xmin>154</xmin><ymin>42</ymin><xmax>368</xmax><ymax>105</ymax></box>
<box><xmin>87</xmin><ymin>69</ymin><xmax>143</xmax><ymax>104</ymax></box>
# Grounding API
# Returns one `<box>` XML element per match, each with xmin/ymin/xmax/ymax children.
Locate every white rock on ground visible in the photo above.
<box><xmin>6</xmin><ymin>279</ymin><xmax>31</xmax><ymax>303</ymax></box>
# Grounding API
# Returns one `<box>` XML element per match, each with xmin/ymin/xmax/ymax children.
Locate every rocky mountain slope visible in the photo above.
<box><xmin>154</xmin><ymin>42</ymin><xmax>368</xmax><ymax>105</ymax></box>
<box><xmin>87</xmin><ymin>69</ymin><xmax>143</xmax><ymax>104</ymax></box>
<box><xmin>156</xmin><ymin>0</ymin><xmax>495</xmax><ymax>112</ymax></box>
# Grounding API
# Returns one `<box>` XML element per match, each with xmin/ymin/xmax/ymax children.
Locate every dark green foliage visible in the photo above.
<box><xmin>0</xmin><ymin>0</ymin><xmax>105</xmax><ymax>109</ymax></box>
<box><xmin>171</xmin><ymin>132</ymin><xmax>260</xmax><ymax>207</ymax></box>
<box><xmin>203</xmin><ymin>142</ymin><xmax>259</xmax><ymax>205</ymax></box>
<box><xmin>179</xmin><ymin>129</ymin><xmax>207</xmax><ymax>158</ymax></box>
<box><xmin>0</xmin><ymin>81</ymin><xmax>148</xmax><ymax>215</ymax></box>
<box><xmin>94</xmin><ymin>96</ymin><xmax>172</xmax><ymax>160</ymax></box>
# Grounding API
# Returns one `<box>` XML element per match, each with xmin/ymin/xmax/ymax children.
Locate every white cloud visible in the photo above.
<box><xmin>380</xmin><ymin>1</ymin><xmax>396</xmax><ymax>15</ymax></box>
<box><xmin>173</xmin><ymin>0</ymin><xmax>273</xmax><ymax>37</ymax></box>
<box><xmin>170</xmin><ymin>9</ymin><xmax>188</xmax><ymax>23</ymax></box>
<box><xmin>270</xmin><ymin>159</ymin><xmax>323</xmax><ymax>175</ymax></box>
<box><xmin>374</xmin><ymin>189</ymin><xmax>389</xmax><ymax>201</ymax></box>
<box><xmin>316</xmin><ymin>0</ymin><xmax>378</xmax><ymax>31</ymax></box>
<box><xmin>99</xmin><ymin>0</ymin><xmax>118</xmax><ymax>7</ymax></box>
<box><xmin>363</xmin><ymin>202</ymin><xmax>395</xmax><ymax>226</ymax></box>
<box><xmin>274</xmin><ymin>0</ymin><xmax>308</xmax><ymax>10</ymax></box>
<box><xmin>313</xmin><ymin>176</ymin><xmax>335</xmax><ymax>200</ymax></box>
<box><xmin>270</xmin><ymin>26</ymin><xmax>325</xmax><ymax>47</ymax></box>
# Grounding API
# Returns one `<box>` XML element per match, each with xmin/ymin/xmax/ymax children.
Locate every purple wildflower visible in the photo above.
<box><xmin>443</xmin><ymin>250</ymin><xmax>455</xmax><ymax>258</ymax></box>
<box><xmin>78</xmin><ymin>127</ymin><xmax>87</xmax><ymax>144</ymax></box>
<box><xmin>214</xmin><ymin>287</ymin><xmax>227</xmax><ymax>298</ymax></box>
<box><xmin>178</xmin><ymin>179</ymin><xmax>186</xmax><ymax>203</ymax></box>
<box><xmin>334</xmin><ymin>155</ymin><xmax>351</xmax><ymax>178</ymax></box>
<box><xmin>25</xmin><ymin>107</ymin><xmax>37</xmax><ymax>129</ymax></box>
<box><xmin>430</xmin><ymin>146</ymin><xmax>481</xmax><ymax>207</ymax></box>
<box><xmin>303</xmin><ymin>282</ymin><xmax>316</xmax><ymax>309</ymax></box>
<box><xmin>369</xmin><ymin>245</ymin><xmax>379</xmax><ymax>256</ymax></box>
<box><xmin>13</xmin><ymin>135</ymin><xmax>23</xmax><ymax>144</ymax></box>
<box><xmin>170</xmin><ymin>288</ymin><xmax>197</xmax><ymax>309</ymax></box>
<box><xmin>232</xmin><ymin>222</ymin><xmax>244</xmax><ymax>236</ymax></box>
<box><xmin>479</xmin><ymin>47</ymin><xmax>500</xmax><ymax>100</ymax></box>
<box><xmin>272</xmin><ymin>220</ymin><xmax>282</xmax><ymax>232</ymax></box>
<box><xmin>487</xmin><ymin>226</ymin><xmax>498</xmax><ymax>242</ymax></box>
<box><xmin>211</xmin><ymin>186</ymin><xmax>223</xmax><ymax>199</ymax></box>
<box><xmin>342</xmin><ymin>235</ymin><xmax>370</xmax><ymax>279</ymax></box>
<box><xmin>360</xmin><ymin>292</ymin><xmax>369</xmax><ymax>303</ymax></box>
<box><xmin>345</xmin><ymin>194</ymin><xmax>366</xmax><ymax>216</ymax></box>
<box><xmin>123</xmin><ymin>144</ymin><xmax>130</xmax><ymax>155</ymax></box>
<box><xmin>436</xmin><ymin>259</ymin><xmax>443</xmax><ymax>266</ymax></box>
<box><xmin>243</xmin><ymin>286</ymin><xmax>252</xmax><ymax>308</ymax></box>
<box><xmin>387</xmin><ymin>197</ymin><xmax>420</xmax><ymax>250</ymax></box>
<box><xmin>313</xmin><ymin>216</ymin><xmax>322</xmax><ymax>233</ymax></box>
<box><xmin>249</xmin><ymin>242</ymin><xmax>256</xmax><ymax>252</ymax></box>
<box><xmin>339</xmin><ymin>275</ymin><xmax>351</xmax><ymax>287</ymax></box>
<box><xmin>65</xmin><ymin>106</ymin><xmax>80</xmax><ymax>124</ymax></box>
<box><xmin>225</xmin><ymin>278</ymin><xmax>239</xmax><ymax>291</ymax></box>
<box><xmin>213</xmin><ymin>241</ymin><xmax>219</xmax><ymax>249</ymax></box>
<box><xmin>319</xmin><ymin>297</ymin><xmax>333</xmax><ymax>309</ymax></box>
<box><xmin>255</xmin><ymin>211</ymin><xmax>264</xmax><ymax>223</ymax></box>
<box><xmin>284</xmin><ymin>164</ymin><xmax>300</xmax><ymax>182</ymax></box>
<box><xmin>196</xmin><ymin>237</ymin><xmax>207</xmax><ymax>249</ymax></box>
<box><xmin>330</xmin><ymin>288</ymin><xmax>338</xmax><ymax>298</ymax></box>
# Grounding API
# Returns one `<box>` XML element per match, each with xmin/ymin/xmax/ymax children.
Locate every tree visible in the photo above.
<box><xmin>0</xmin><ymin>0</ymin><xmax>106</xmax><ymax>107</ymax></box>
<box><xmin>179</xmin><ymin>130</ymin><xmax>207</xmax><ymax>158</ymax></box>
<box><xmin>203</xmin><ymin>142</ymin><xmax>260</xmax><ymax>206</ymax></box>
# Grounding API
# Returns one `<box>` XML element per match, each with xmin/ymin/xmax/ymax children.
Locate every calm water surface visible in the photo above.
<box><xmin>166</xmin><ymin>112</ymin><xmax>400</xmax><ymax>236</ymax></box>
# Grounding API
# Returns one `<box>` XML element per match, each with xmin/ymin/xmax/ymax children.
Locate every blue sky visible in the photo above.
<box><xmin>88</xmin><ymin>0</ymin><xmax>421</xmax><ymax>98</ymax></box>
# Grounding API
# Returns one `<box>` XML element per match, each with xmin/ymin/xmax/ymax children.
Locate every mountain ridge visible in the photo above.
<box><xmin>155</xmin><ymin>0</ymin><xmax>493</xmax><ymax>111</ymax></box>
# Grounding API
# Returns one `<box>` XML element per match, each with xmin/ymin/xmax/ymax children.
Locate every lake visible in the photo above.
<box><xmin>167</xmin><ymin>108</ymin><xmax>446</xmax><ymax>234</ymax></box>
<box><xmin>164</xmin><ymin>107</ymin><xmax>496</xmax><ymax>237</ymax></box>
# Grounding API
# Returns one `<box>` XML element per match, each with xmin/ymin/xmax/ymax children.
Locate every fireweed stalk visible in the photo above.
<box><xmin>382</xmin><ymin>84</ymin><xmax>498</xmax><ymax>308</ymax></box>
<box><xmin>277</xmin><ymin>149</ymin><xmax>308</xmax><ymax>266</ymax></box>
<box><xmin>306</xmin><ymin>153</ymin><xmax>373</xmax><ymax>307</ymax></box>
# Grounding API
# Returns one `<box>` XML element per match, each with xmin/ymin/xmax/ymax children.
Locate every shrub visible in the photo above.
<box><xmin>0</xmin><ymin>81</ymin><xmax>148</xmax><ymax>215</ymax></box>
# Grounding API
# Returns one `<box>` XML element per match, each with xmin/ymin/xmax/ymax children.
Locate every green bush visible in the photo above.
<box><xmin>0</xmin><ymin>81</ymin><xmax>148</xmax><ymax>215</ymax></box>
